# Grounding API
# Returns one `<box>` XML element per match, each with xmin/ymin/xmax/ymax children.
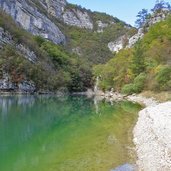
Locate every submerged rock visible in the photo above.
<box><xmin>111</xmin><ymin>163</ymin><xmax>136</xmax><ymax>171</ymax></box>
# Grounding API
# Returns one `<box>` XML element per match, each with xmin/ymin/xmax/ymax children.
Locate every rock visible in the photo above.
<box><xmin>0</xmin><ymin>72</ymin><xmax>16</xmax><ymax>91</ymax></box>
<box><xmin>127</xmin><ymin>28</ymin><xmax>144</xmax><ymax>48</ymax></box>
<box><xmin>0</xmin><ymin>27</ymin><xmax>37</xmax><ymax>63</ymax></box>
<box><xmin>18</xmin><ymin>81</ymin><xmax>36</xmax><ymax>93</ymax></box>
<box><xmin>72</xmin><ymin>47</ymin><xmax>82</xmax><ymax>56</ymax></box>
<box><xmin>0</xmin><ymin>0</ymin><xmax>65</xmax><ymax>44</ymax></box>
<box><xmin>37</xmin><ymin>0</ymin><xmax>93</xmax><ymax>29</ymax></box>
<box><xmin>0</xmin><ymin>27</ymin><xmax>13</xmax><ymax>45</ymax></box>
<box><xmin>0</xmin><ymin>71</ymin><xmax>36</xmax><ymax>93</ymax></box>
<box><xmin>39</xmin><ymin>0</ymin><xmax>67</xmax><ymax>19</ymax></box>
<box><xmin>96</xmin><ymin>20</ymin><xmax>108</xmax><ymax>33</ymax></box>
<box><xmin>127</xmin><ymin>10</ymin><xmax>170</xmax><ymax>49</ymax></box>
<box><xmin>127</xmin><ymin>94</ymin><xmax>158</xmax><ymax>107</ymax></box>
<box><xmin>134</xmin><ymin>102</ymin><xmax>171</xmax><ymax>171</ymax></box>
<box><xmin>146</xmin><ymin>10</ymin><xmax>169</xmax><ymax>28</ymax></box>
<box><xmin>111</xmin><ymin>163</ymin><xmax>136</xmax><ymax>171</ymax></box>
<box><xmin>63</xmin><ymin>8</ymin><xmax>93</xmax><ymax>29</ymax></box>
<box><xmin>16</xmin><ymin>44</ymin><xmax>37</xmax><ymax>63</ymax></box>
<box><xmin>108</xmin><ymin>35</ymin><xmax>127</xmax><ymax>53</ymax></box>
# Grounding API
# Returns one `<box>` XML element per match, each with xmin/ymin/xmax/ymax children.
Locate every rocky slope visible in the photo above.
<box><xmin>0</xmin><ymin>27</ymin><xmax>37</xmax><ymax>63</ymax></box>
<box><xmin>108</xmin><ymin>9</ymin><xmax>170</xmax><ymax>53</ymax></box>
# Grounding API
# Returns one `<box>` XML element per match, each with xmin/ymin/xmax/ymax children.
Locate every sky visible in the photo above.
<box><xmin>67</xmin><ymin>0</ymin><xmax>158</xmax><ymax>26</ymax></box>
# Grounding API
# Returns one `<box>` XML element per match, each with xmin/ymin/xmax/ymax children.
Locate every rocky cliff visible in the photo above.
<box><xmin>0</xmin><ymin>27</ymin><xmax>37</xmax><ymax>63</ymax></box>
<box><xmin>0</xmin><ymin>0</ymin><xmax>66</xmax><ymax>44</ymax></box>
<box><xmin>63</xmin><ymin>7</ymin><xmax>93</xmax><ymax>29</ymax></box>
<box><xmin>0</xmin><ymin>0</ymin><xmax>95</xmax><ymax>45</ymax></box>
<box><xmin>0</xmin><ymin>71</ymin><xmax>36</xmax><ymax>93</ymax></box>
<box><xmin>108</xmin><ymin>10</ymin><xmax>170</xmax><ymax>53</ymax></box>
<box><xmin>39</xmin><ymin>0</ymin><xmax>93</xmax><ymax>29</ymax></box>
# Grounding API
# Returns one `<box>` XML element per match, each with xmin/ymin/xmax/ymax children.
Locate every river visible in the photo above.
<box><xmin>0</xmin><ymin>95</ymin><xmax>141</xmax><ymax>171</ymax></box>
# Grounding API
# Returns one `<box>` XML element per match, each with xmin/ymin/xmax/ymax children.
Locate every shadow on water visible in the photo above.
<box><xmin>0</xmin><ymin>95</ymin><xmax>141</xmax><ymax>171</ymax></box>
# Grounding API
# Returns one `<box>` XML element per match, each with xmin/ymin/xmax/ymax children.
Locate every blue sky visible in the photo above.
<box><xmin>67</xmin><ymin>0</ymin><xmax>158</xmax><ymax>26</ymax></box>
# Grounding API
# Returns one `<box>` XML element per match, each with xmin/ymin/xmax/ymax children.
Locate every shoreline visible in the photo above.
<box><xmin>127</xmin><ymin>94</ymin><xmax>171</xmax><ymax>170</ymax></box>
<box><xmin>133</xmin><ymin>101</ymin><xmax>171</xmax><ymax>171</ymax></box>
<box><xmin>95</xmin><ymin>90</ymin><xmax>171</xmax><ymax>171</ymax></box>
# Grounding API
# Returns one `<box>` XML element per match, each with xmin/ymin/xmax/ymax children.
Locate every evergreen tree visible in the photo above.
<box><xmin>131</xmin><ymin>41</ymin><xmax>146</xmax><ymax>76</ymax></box>
<box><xmin>135</xmin><ymin>9</ymin><xmax>149</xmax><ymax>28</ymax></box>
<box><xmin>151</xmin><ymin>0</ymin><xmax>171</xmax><ymax>12</ymax></box>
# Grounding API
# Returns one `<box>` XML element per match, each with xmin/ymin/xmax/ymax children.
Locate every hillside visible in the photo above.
<box><xmin>93</xmin><ymin>7</ymin><xmax>171</xmax><ymax>94</ymax></box>
<box><xmin>0</xmin><ymin>0</ymin><xmax>135</xmax><ymax>93</ymax></box>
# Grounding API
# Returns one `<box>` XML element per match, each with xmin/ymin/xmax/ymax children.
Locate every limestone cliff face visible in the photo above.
<box><xmin>41</xmin><ymin>0</ymin><xmax>93</xmax><ymax>29</ymax></box>
<box><xmin>108</xmin><ymin>10</ymin><xmax>170</xmax><ymax>53</ymax></box>
<box><xmin>0</xmin><ymin>0</ymin><xmax>94</xmax><ymax>44</ymax></box>
<box><xmin>108</xmin><ymin>36</ymin><xmax>127</xmax><ymax>53</ymax></box>
<box><xmin>63</xmin><ymin>8</ymin><xmax>93</xmax><ymax>29</ymax></box>
<box><xmin>0</xmin><ymin>71</ymin><xmax>36</xmax><ymax>93</ymax></box>
<box><xmin>39</xmin><ymin>0</ymin><xmax>93</xmax><ymax>29</ymax></box>
<box><xmin>0</xmin><ymin>27</ymin><xmax>37</xmax><ymax>63</ymax></box>
<box><xmin>0</xmin><ymin>0</ymin><xmax>66</xmax><ymax>44</ymax></box>
<box><xmin>39</xmin><ymin>0</ymin><xmax>67</xmax><ymax>19</ymax></box>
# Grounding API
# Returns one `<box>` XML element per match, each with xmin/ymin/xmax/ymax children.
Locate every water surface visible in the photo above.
<box><xmin>0</xmin><ymin>95</ymin><xmax>141</xmax><ymax>171</ymax></box>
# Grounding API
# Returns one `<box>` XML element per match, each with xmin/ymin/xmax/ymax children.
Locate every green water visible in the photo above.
<box><xmin>0</xmin><ymin>95</ymin><xmax>141</xmax><ymax>171</ymax></box>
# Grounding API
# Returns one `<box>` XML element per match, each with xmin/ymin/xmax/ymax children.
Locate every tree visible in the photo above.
<box><xmin>135</xmin><ymin>9</ymin><xmax>149</xmax><ymax>28</ymax></box>
<box><xmin>131</xmin><ymin>41</ymin><xmax>146</xmax><ymax>76</ymax></box>
<box><xmin>151</xmin><ymin>0</ymin><xmax>171</xmax><ymax>12</ymax></box>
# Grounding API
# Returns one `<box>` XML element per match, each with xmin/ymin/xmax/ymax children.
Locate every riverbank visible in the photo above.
<box><xmin>128</xmin><ymin>92</ymin><xmax>171</xmax><ymax>170</ymax></box>
<box><xmin>134</xmin><ymin>102</ymin><xmax>171</xmax><ymax>171</ymax></box>
<box><xmin>95</xmin><ymin>91</ymin><xmax>171</xmax><ymax>171</ymax></box>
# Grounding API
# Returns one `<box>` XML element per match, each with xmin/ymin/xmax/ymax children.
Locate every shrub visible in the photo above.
<box><xmin>121</xmin><ymin>83</ymin><xmax>136</xmax><ymax>95</ymax></box>
<box><xmin>155</xmin><ymin>65</ymin><xmax>171</xmax><ymax>90</ymax></box>
<box><xmin>121</xmin><ymin>73</ymin><xmax>146</xmax><ymax>94</ymax></box>
<box><xmin>134</xmin><ymin>73</ymin><xmax>147</xmax><ymax>91</ymax></box>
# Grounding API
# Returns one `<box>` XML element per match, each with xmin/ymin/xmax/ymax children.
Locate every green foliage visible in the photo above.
<box><xmin>155</xmin><ymin>65</ymin><xmax>171</xmax><ymax>90</ymax></box>
<box><xmin>0</xmin><ymin>46</ymin><xmax>51</xmax><ymax>89</ymax></box>
<box><xmin>36</xmin><ymin>40</ymin><xmax>93</xmax><ymax>92</ymax></box>
<box><xmin>34</xmin><ymin>36</ymin><xmax>46</xmax><ymax>46</ymax></box>
<box><xmin>134</xmin><ymin>73</ymin><xmax>147</xmax><ymax>91</ymax></box>
<box><xmin>63</xmin><ymin>13</ymin><xmax>134</xmax><ymax>65</ymax></box>
<box><xmin>152</xmin><ymin>0</ymin><xmax>171</xmax><ymax>12</ymax></box>
<box><xmin>0</xmin><ymin>11</ymin><xmax>94</xmax><ymax>92</ymax></box>
<box><xmin>135</xmin><ymin>9</ymin><xmax>149</xmax><ymax>28</ymax></box>
<box><xmin>122</xmin><ymin>73</ymin><xmax>146</xmax><ymax>94</ymax></box>
<box><xmin>94</xmin><ymin>15</ymin><xmax>171</xmax><ymax>93</ymax></box>
<box><xmin>0</xmin><ymin>10</ymin><xmax>46</xmax><ymax>59</ymax></box>
<box><xmin>121</xmin><ymin>84</ymin><xmax>136</xmax><ymax>95</ymax></box>
<box><xmin>41</xmin><ymin>41</ymin><xmax>71</xmax><ymax>66</ymax></box>
<box><xmin>93</xmin><ymin>49</ymin><xmax>134</xmax><ymax>91</ymax></box>
<box><xmin>131</xmin><ymin>41</ymin><xmax>146</xmax><ymax>76</ymax></box>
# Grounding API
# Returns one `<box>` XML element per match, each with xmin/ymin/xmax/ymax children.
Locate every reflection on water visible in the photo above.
<box><xmin>0</xmin><ymin>95</ymin><xmax>141</xmax><ymax>171</ymax></box>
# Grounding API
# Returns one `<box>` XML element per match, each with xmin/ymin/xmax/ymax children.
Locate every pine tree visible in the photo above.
<box><xmin>151</xmin><ymin>0</ymin><xmax>171</xmax><ymax>12</ymax></box>
<box><xmin>131</xmin><ymin>41</ymin><xmax>146</xmax><ymax>76</ymax></box>
<box><xmin>135</xmin><ymin>9</ymin><xmax>149</xmax><ymax>28</ymax></box>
